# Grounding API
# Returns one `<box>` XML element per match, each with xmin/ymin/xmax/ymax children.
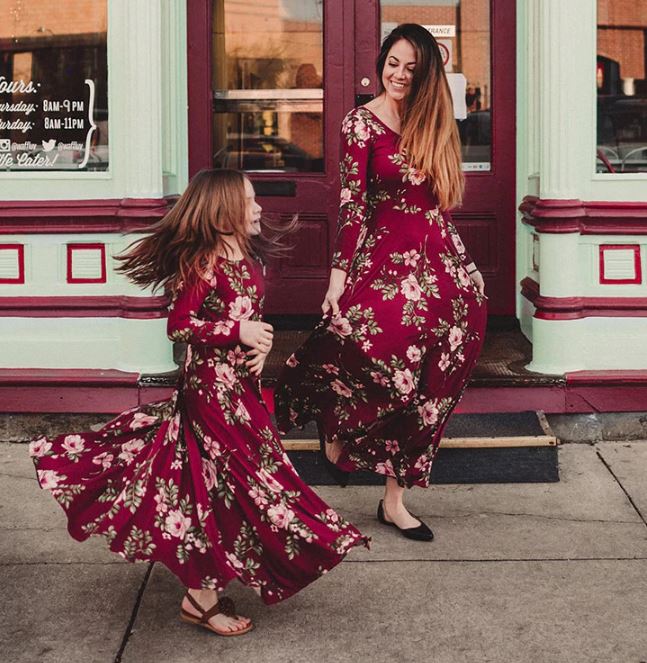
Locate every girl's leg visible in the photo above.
<box><xmin>182</xmin><ymin>588</ymin><xmax>252</xmax><ymax>633</ymax></box>
<box><xmin>382</xmin><ymin>477</ymin><xmax>421</xmax><ymax>529</ymax></box>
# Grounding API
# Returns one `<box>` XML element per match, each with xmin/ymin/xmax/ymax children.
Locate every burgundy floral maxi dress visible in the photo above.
<box><xmin>30</xmin><ymin>256</ymin><xmax>368</xmax><ymax>604</ymax></box>
<box><xmin>275</xmin><ymin>107</ymin><xmax>487</xmax><ymax>489</ymax></box>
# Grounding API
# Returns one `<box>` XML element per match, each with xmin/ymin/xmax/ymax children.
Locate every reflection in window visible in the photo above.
<box><xmin>596</xmin><ymin>1</ymin><xmax>647</xmax><ymax>174</ymax></box>
<box><xmin>212</xmin><ymin>0</ymin><xmax>324</xmax><ymax>173</ymax></box>
<box><xmin>0</xmin><ymin>0</ymin><xmax>108</xmax><ymax>172</ymax></box>
<box><xmin>381</xmin><ymin>0</ymin><xmax>491</xmax><ymax>171</ymax></box>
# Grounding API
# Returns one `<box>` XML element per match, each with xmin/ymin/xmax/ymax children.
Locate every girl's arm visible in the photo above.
<box><xmin>331</xmin><ymin>109</ymin><xmax>372</xmax><ymax>272</ymax></box>
<box><xmin>167</xmin><ymin>277</ymin><xmax>240</xmax><ymax>347</ymax></box>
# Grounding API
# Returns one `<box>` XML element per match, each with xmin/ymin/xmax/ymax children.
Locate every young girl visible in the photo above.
<box><xmin>30</xmin><ymin>169</ymin><xmax>368</xmax><ymax>636</ymax></box>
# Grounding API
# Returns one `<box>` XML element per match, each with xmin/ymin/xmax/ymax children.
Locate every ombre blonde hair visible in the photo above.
<box><xmin>377</xmin><ymin>24</ymin><xmax>464</xmax><ymax>209</ymax></box>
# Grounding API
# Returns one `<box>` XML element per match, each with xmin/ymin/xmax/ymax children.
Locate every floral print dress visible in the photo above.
<box><xmin>30</xmin><ymin>256</ymin><xmax>368</xmax><ymax>604</ymax></box>
<box><xmin>275</xmin><ymin>106</ymin><xmax>487</xmax><ymax>489</ymax></box>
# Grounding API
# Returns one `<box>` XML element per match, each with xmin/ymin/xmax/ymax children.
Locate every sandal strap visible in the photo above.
<box><xmin>184</xmin><ymin>592</ymin><xmax>206</xmax><ymax>616</ymax></box>
<box><xmin>203</xmin><ymin>596</ymin><xmax>236</xmax><ymax>621</ymax></box>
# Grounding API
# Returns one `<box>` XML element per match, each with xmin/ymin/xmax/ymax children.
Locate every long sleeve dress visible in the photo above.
<box><xmin>274</xmin><ymin>106</ymin><xmax>488</xmax><ymax>489</ymax></box>
<box><xmin>30</xmin><ymin>256</ymin><xmax>368</xmax><ymax>604</ymax></box>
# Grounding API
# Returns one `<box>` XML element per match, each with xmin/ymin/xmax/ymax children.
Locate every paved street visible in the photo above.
<box><xmin>2</xmin><ymin>441</ymin><xmax>647</xmax><ymax>663</ymax></box>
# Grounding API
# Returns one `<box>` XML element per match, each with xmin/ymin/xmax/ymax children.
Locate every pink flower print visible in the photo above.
<box><xmin>130</xmin><ymin>412</ymin><xmax>157</xmax><ymax>430</ymax></box>
<box><xmin>407</xmin><ymin>168</ymin><xmax>426</xmax><ymax>186</ymax></box>
<box><xmin>385</xmin><ymin>439</ymin><xmax>400</xmax><ymax>455</ymax></box>
<box><xmin>322</xmin><ymin>363</ymin><xmax>340</xmax><ymax>375</ymax></box>
<box><xmin>203</xmin><ymin>269</ymin><xmax>218</xmax><ymax>288</ymax></box>
<box><xmin>227</xmin><ymin>346</ymin><xmax>247</xmax><ymax>366</ymax></box>
<box><xmin>414</xmin><ymin>455</ymin><xmax>430</xmax><ymax>472</ymax></box>
<box><xmin>215</xmin><ymin>363</ymin><xmax>237</xmax><ymax>389</ymax></box>
<box><xmin>375</xmin><ymin>459</ymin><xmax>395</xmax><ymax>477</ymax></box>
<box><xmin>229</xmin><ymin>295</ymin><xmax>253</xmax><ymax>321</ymax></box>
<box><xmin>165</xmin><ymin>509</ymin><xmax>191</xmax><ymax>539</ymax></box>
<box><xmin>38</xmin><ymin>469</ymin><xmax>63</xmax><ymax>490</ymax></box>
<box><xmin>258</xmin><ymin>468</ymin><xmax>283</xmax><ymax>494</ymax></box>
<box><xmin>202</xmin><ymin>435</ymin><xmax>221</xmax><ymax>458</ymax></box>
<box><xmin>61</xmin><ymin>434</ymin><xmax>85</xmax><ymax>457</ymax></box>
<box><xmin>400</xmin><ymin>274</ymin><xmax>422</xmax><ymax>301</ymax></box>
<box><xmin>331</xmin><ymin>379</ymin><xmax>353</xmax><ymax>398</ymax></box>
<box><xmin>406</xmin><ymin>345</ymin><xmax>422</xmax><ymax>363</ymax></box>
<box><xmin>458</xmin><ymin>268</ymin><xmax>472</xmax><ymax>287</ymax></box>
<box><xmin>448</xmin><ymin>326</ymin><xmax>464</xmax><ymax>352</ymax></box>
<box><xmin>393</xmin><ymin>368</ymin><xmax>415</xmax><ymax>395</ymax></box>
<box><xmin>154</xmin><ymin>490</ymin><xmax>169</xmax><ymax>514</ymax></box>
<box><xmin>118</xmin><ymin>438</ymin><xmax>145</xmax><ymax>464</ymax></box>
<box><xmin>361</xmin><ymin>340</ymin><xmax>373</xmax><ymax>352</ymax></box>
<box><xmin>213</xmin><ymin>320</ymin><xmax>234</xmax><ymax>336</ymax></box>
<box><xmin>403</xmin><ymin>250</ymin><xmax>420</xmax><ymax>267</ymax></box>
<box><xmin>201</xmin><ymin>458</ymin><xmax>218</xmax><ymax>491</ymax></box>
<box><xmin>418</xmin><ymin>400</ymin><xmax>439</xmax><ymax>426</ymax></box>
<box><xmin>166</xmin><ymin>413</ymin><xmax>181</xmax><ymax>444</ymax></box>
<box><xmin>451</xmin><ymin>232</ymin><xmax>466</xmax><ymax>255</ymax></box>
<box><xmin>267</xmin><ymin>503</ymin><xmax>296</xmax><ymax>529</ymax></box>
<box><xmin>248</xmin><ymin>485</ymin><xmax>268</xmax><ymax>507</ymax></box>
<box><xmin>226</xmin><ymin>551</ymin><xmax>245</xmax><ymax>570</ymax></box>
<box><xmin>354</xmin><ymin>119</ymin><xmax>370</xmax><ymax>142</ymax></box>
<box><xmin>286</xmin><ymin>353</ymin><xmax>299</xmax><ymax>368</ymax></box>
<box><xmin>370</xmin><ymin>371</ymin><xmax>389</xmax><ymax>387</ymax></box>
<box><xmin>92</xmin><ymin>452</ymin><xmax>114</xmax><ymax>470</ymax></box>
<box><xmin>29</xmin><ymin>437</ymin><xmax>52</xmax><ymax>458</ymax></box>
<box><xmin>438</xmin><ymin>353</ymin><xmax>452</xmax><ymax>372</ymax></box>
<box><xmin>328</xmin><ymin>316</ymin><xmax>352</xmax><ymax>337</ymax></box>
<box><xmin>234</xmin><ymin>400</ymin><xmax>251</xmax><ymax>423</ymax></box>
<box><xmin>340</xmin><ymin>187</ymin><xmax>352</xmax><ymax>205</ymax></box>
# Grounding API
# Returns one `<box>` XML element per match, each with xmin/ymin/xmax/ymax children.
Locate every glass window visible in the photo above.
<box><xmin>381</xmin><ymin>0</ymin><xmax>491</xmax><ymax>172</ymax></box>
<box><xmin>212</xmin><ymin>0</ymin><xmax>324</xmax><ymax>173</ymax></box>
<box><xmin>0</xmin><ymin>0</ymin><xmax>108</xmax><ymax>172</ymax></box>
<box><xmin>596</xmin><ymin>1</ymin><xmax>647</xmax><ymax>174</ymax></box>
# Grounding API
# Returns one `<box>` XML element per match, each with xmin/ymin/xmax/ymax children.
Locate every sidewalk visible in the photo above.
<box><xmin>2</xmin><ymin>441</ymin><xmax>647</xmax><ymax>663</ymax></box>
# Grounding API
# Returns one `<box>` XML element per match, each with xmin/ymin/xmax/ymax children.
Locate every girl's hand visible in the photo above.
<box><xmin>322</xmin><ymin>268</ymin><xmax>347</xmax><ymax>317</ymax></box>
<box><xmin>246</xmin><ymin>348</ymin><xmax>268</xmax><ymax>376</ymax></box>
<box><xmin>239</xmin><ymin>320</ymin><xmax>274</xmax><ymax>353</ymax></box>
<box><xmin>469</xmin><ymin>269</ymin><xmax>486</xmax><ymax>296</ymax></box>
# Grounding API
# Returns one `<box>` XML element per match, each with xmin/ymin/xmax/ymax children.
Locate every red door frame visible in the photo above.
<box><xmin>186</xmin><ymin>0</ymin><xmax>516</xmax><ymax>316</ymax></box>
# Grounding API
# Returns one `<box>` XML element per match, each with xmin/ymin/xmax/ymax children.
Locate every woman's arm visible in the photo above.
<box><xmin>331</xmin><ymin>109</ymin><xmax>372</xmax><ymax>272</ymax></box>
<box><xmin>323</xmin><ymin>110</ymin><xmax>372</xmax><ymax>316</ymax></box>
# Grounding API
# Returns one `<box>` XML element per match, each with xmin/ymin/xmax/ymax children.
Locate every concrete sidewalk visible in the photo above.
<box><xmin>2</xmin><ymin>441</ymin><xmax>646</xmax><ymax>663</ymax></box>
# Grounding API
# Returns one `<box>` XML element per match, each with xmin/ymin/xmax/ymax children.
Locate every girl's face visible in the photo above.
<box><xmin>382</xmin><ymin>38</ymin><xmax>417</xmax><ymax>102</ymax></box>
<box><xmin>243</xmin><ymin>177</ymin><xmax>262</xmax><ymax>236</ymax></box>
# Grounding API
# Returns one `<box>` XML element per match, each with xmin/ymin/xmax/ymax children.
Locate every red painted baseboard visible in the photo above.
<box><xmin>1</xmin><ymin>369</ymin><xmax>645</xmax><ymax>415</ymax></box>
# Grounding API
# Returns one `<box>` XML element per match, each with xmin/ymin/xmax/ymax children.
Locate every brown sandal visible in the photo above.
<box><xmin>180</xmin><ymin>593</ymin><xmax>253</xmax><ymax>636</ymax></box>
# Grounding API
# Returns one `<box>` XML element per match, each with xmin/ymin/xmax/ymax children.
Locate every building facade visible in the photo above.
<box><xmin>0</xmin><ymin>0</ymin><xmax>646</xmax><ymax>413</ymax></box>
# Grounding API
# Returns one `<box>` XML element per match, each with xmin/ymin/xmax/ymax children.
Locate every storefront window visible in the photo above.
<box><xmin>0</xmin><ymin>0</ymin><xmax>108</xmax><ymax>172</ymax></box>
<box><xmin>212</xmin><ymin>0</ymin><xmax>324</xmax><ymax>173</ymax></box>
<box><xmin>381</xmin><ymin>0</ymin><xmax>492</xmax><ymax>172</ymax></box>
<box><xmin>596</xmin><ymin>1</ymin><xmax>647</xmax><ymax>174</ymax></box>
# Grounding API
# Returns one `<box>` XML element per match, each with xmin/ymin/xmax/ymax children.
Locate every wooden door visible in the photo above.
<box><xmin>187</xmin><ymin>0</ymin><xmax>515</xmax><ymax>316</ymax></box>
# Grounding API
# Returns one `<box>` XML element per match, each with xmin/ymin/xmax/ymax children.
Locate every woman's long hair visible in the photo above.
<box><xmin>116</xmin><ymin>169</ymin><xmax>296</xmax><ymax>293</ymax></box>
<box><xmin>377</xmin><ymin>23</ymin><xmax>464</xmax><ymax>209</ymax></box>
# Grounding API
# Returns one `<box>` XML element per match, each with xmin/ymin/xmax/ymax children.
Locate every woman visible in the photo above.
<box><xmin>275</xmin><ymin>24</ymin><xmax>487</xmax><ymax>541</ymax></box>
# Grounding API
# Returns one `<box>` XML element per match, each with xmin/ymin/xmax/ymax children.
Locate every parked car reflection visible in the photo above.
<box><xmin>213</xmin><ymin>133</ymin><xmax>323</xmax><ymax>172</ymax></box>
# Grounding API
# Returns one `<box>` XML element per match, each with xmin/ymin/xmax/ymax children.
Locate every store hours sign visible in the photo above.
<box><xmin>0</xmin><ymin>77</ymin><xmax>107</xmax><ymax>172</ymax></box>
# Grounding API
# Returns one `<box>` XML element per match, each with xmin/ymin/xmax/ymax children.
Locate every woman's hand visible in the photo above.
<box><xmin>246</xmin><ymin>348</ymin><xmax>268</xmax><ymax>376</ymax></box>
<box><xmin>468</xmin><ymin>268</ymin><xmax>486</xmax><ymax>296</ymax></box>
<box><xmin>322</xmin><ymin>268</ymin><xmax>347</xmax><ymax>317</ymax></box>
<box><xmin>239</xmin><ymin>320</ymin><xmax>274</xmax><ymax>353</ymax></box>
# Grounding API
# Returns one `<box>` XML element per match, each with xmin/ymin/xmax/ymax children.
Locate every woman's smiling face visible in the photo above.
<box><xmin>382</xmin><ymin>38</ymin><xmax>417</xmax><ymax>102</ymax></box>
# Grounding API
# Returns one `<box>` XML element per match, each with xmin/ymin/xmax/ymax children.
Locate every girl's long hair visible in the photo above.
<box><xmin>377</xmin><ymin>23</ymin><xmax>464</xmax><ymax>209</ymax></box>
<box><xmin>115</xmin><ymin>168</ymin><xmax>296</xmax><ymax>293</ymax></box>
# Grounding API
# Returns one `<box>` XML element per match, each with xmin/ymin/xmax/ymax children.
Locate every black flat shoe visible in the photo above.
<box><xmin>316</xmin><ymin>421</ymin><xmax>349</xmax><ymax>488</ymax></box>
<box><xmin>377</xmin><ymin>500</ymin><xmax>434</xmax><ymax>542</ymax></box>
